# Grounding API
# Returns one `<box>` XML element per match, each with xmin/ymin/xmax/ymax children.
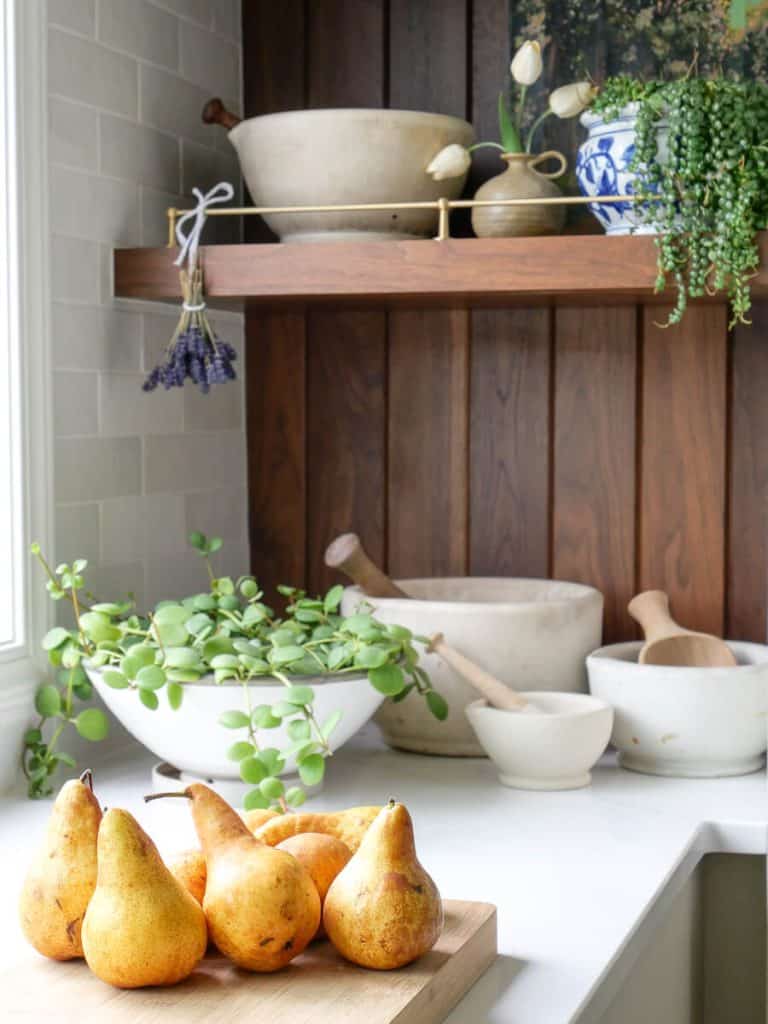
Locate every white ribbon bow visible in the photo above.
<box><xmin>173</xmin><ymin>181</ymin><xmax>235</xmax><ymax>271</ymax></box>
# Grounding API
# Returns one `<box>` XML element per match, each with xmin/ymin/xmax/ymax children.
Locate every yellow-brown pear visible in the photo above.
<box><xmin>19</xmin><ymin>772</ymin><xmax>102</xmax><ymax>960</ymax></box>
<box><xmin>323</xmin><ymin>800</ymin><xmax>443</xmax><ymax>969</ymax></box>
<box><xmin>187</xmin><ymin>783</ymin><xmax>320</xmax><ymax>971</ymax></box>
<box><xmin>82</xmin><ymin>809</ymin><xmax>207</xmax><ymax>988</ymax></box>
<box><xmin>253</xmin><ymin>804</ymin><xmax>381</xmax><ymax>852</ymax></box>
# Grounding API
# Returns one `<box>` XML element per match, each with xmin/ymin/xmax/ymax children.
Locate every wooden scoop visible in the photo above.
<box><xmin>202</xmin><ymin>97</ymin><xmax>241</xmax><ymax>130</ymax></box>
<box><xmin>324</xmin><ymin>533</ymin><xmax>529</xmax><ymax>711</ymax></box>
<box><xmin>628</xmin><ymin>590</ymin><xmax>737</xmax><ymax>668</ymax></box>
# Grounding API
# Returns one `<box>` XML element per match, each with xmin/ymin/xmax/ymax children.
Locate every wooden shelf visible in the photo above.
<box><xmin>113</xmin><ymin>233</ymin><xmax>768</xmax><ymax>308</ymax></box>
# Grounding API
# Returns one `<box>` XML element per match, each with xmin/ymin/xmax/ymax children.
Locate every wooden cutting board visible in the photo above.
<box><xmin>6</xmin><ymin>900</ymin><xmax>496</xmax><ymax>1024</ymax></box>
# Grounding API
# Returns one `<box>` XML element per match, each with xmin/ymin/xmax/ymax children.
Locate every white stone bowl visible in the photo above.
<box><xmin>228</xmin><ymin>108</ymin><xmax>474</xmax><ymax>242</ymax></box>
<box><xmin>88</xmin><ymin>667</ymin><xmax>384</xmax><ymax>779</ymax></box>
<box><xmin>342</xmin><ymin>579</ymin><xmax>604</xmax><ymax>756</ymax></box>
<box><xmin>587</xmin><ymin>641</ymin><xmax>768</xmax><ymax>778</ymax></box>
<box><xmin>465</xmin><ymin>693</ymin><xmax>614</xmax><ymax>790</ymax></box>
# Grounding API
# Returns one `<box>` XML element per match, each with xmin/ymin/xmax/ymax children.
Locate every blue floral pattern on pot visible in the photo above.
<box><xmin>576</xmin><ymin>106</ymin><xmax>667</xmax><ymax>235</ymax></box>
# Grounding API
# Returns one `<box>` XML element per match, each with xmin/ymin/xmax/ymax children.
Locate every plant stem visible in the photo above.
<box><xmin>525</xmin><ymin>109</ymin><xmax>553</xmax><ymax>152</ymax></box>
<box><xmin>515</xmin><ymin>84</ymin><xmax>528</xmax><ymax>132</ymax></box>
<box><xmin>144</xmin><ymin>791</ymin><xmax>192</xmax><ymax>802</ymax></box>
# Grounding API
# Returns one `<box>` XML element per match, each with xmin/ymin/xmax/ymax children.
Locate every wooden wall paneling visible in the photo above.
<box><xmin>553</xmin><ymin>307</ymin><xmax>637</xmax><ymax>643</ymax></box>
<box><xmin>469</xmin><ymin>308</ymin><xmax>551</xmax><ymax>578</ymax></box>
<box><xmin>306</xmin><ymin>0</ymin><xmax>385</xmax><ymax>108</ymax></box>
<box><xmin>388</xmin><ymin>311</ymin><xmax>470</xmax><ymax>578</ymax></box>
<box><xmin>640</xmin><ymin>305</ymin><xmax>728</xmax><ymax>636</ymax></box>
<box><xmin>470</xmin><ymin>0</ymin><xmax>511</xmax><ymax>185</ymax></box>
<box><xmin>389</xmin><ymin>0</ymin><xmax>468</xmax><ymax>116</ymax></box>
<box><xmin>246</xmin><ymin>311</ymin><xmax>307</xmax><ymax>595</ymax></box>
<box><xmin>727</xmin><ymin>305</ymin><xmax>768</xmax><ymax>640</ymax></box>
<box><xmin>305</xmin><ymin>312</ymin><xmax>387</xmax><ymax>596</ymax></box>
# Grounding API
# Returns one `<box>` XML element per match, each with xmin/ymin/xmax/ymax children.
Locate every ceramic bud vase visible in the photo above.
<box><xmin>471</xmin><ymin>150</ymin><xmax>567</xmax><ymax>238</ymax></box>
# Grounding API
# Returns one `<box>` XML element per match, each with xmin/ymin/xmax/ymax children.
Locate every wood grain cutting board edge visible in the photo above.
<box><xmin>6</xmin><ymin>899</ymin><xmax>497</xmax><ymax>1024</ymax></box>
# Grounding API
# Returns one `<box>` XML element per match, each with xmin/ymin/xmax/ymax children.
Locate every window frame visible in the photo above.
<box><xmin>0</xmin><ymin>0</ymin><xmax>52</xmax><ymax>699</ymax></box>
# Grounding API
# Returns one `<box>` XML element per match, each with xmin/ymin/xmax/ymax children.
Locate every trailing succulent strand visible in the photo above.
<box><xmin>593</xmin><ymin>76</ymin><xmax>768</xmax><ymax>326</ymax></box>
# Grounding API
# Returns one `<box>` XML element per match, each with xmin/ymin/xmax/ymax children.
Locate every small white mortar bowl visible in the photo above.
<box><xmin>465</xmin><ymin>692</ymin><xmax>614</xmax><ymax>790</ymax></box>
<box><xmin>587</xmin><ymin>641</ymin><xmax>768</xmax><ymax>778</ymax></box>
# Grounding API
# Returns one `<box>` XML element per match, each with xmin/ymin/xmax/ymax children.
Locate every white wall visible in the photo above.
<box><xmin>47</xmin><ymin>0</ymin><xmax>249</xmax><ymax>610</ymax></box>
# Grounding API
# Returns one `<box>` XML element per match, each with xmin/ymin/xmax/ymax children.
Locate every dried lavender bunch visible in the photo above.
<box><xmin>143</xmin><ymin>268</ymin><xmax>237</xmax><ymax>394</ymax></box>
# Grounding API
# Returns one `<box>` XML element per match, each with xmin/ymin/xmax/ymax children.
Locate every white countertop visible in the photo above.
<box><xmin>2</xmin><ymin>727</ymin><xmax>766</xmax><ymax>1023</ymax></box>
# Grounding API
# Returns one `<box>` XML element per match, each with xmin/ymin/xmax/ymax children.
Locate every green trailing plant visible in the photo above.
<box><xmin>23</xmin><ymin>534</ymin><xmax>446</xmax><ymax>805</ymax></box>
<box><xmin>592</xmin><ymin>75</ymin><xmax>768</xmax><ymax>326</ymax></box>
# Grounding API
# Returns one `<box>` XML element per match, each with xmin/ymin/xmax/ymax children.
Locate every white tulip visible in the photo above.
<box><xmin>510</xmin><ymin>41</ymin><xmax>543</xmax><ymax>86</ymax></box>
<box><xmin>548</xmin><ymin>81</ymin><xmax>597</xmax><ymax>119</ymax></box>
<box><xmin>426</xmin><ymin>144</ymin><xmax>471</xmax><ymax>181</ymax></box>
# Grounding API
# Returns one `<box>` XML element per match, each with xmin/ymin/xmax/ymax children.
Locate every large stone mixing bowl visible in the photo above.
<box><xmin>228</xmin><ymin>108</ymin><xmax>473</xmax><ymax>242</ymax></box>
<box><xmin>342</xmin><ymin>578</ymin><xmax>604</xmax><ymax>756</ymax></box>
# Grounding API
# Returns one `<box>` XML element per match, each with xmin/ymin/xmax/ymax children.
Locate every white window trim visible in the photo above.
<box><xmin>0</xmin><ymin>0</ymin><xmax>52</xmax><ymax>708</ymax></box>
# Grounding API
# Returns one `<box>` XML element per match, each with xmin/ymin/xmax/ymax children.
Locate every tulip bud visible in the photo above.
<box><xmin>426</xmin><ymin>144</ymin><xmax>471</xmax><ymax>182</ymax></box>
<box><xmin>548</xmin><ymin>81</ymin><xmax>597</xmax><ymax>119</ymax></box>
<box><xmin>510</xmin><ymin>41</ymin><xmax>542</xmax><ymax>86</ymax></box>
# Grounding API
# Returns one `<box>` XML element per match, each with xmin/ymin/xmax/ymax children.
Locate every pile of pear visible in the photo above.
<box><xmin>19</xmin><ymin>773</ymin><xmax>444</xmax><ymax>989</ymax></box>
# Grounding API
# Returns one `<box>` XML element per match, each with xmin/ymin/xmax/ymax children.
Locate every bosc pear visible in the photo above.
<box><xmin>185</xmin><ymin>783</ymin><xmax>320</xmax><ymax>971</ymax></box>
<box><xmin>323</xmin><ymin>800</ymin><xmax>443</xmax><ymax>969</ymax></box>
<box><xmin>19</xmin><ymin>771</ymin><xmax>102</xmax><ymax>960</ymax></box>
<box><xmin>82</xmin><ymin>809</ymin><xmax>207</xmax><ymax>988</ymax></box>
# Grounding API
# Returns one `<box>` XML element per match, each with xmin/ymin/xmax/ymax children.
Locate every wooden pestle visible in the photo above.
<box><xmin>628</xmin><ymin>590</ymin><xmax>737</xmax><ymax>668</ymax></box>
<box><xmin>202</xmin><ymin>97</ymin><xmax>242</xmax><ymax>131</ymax></box>
<box><xmin>324</xmin><ymin>533</ymin><xmax>529</xmax><ymax>711</ymax></box>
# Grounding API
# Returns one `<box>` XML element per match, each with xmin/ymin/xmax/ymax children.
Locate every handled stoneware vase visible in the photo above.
<box><xmin>471</xmin><ymin>150</ymin><xmax>567</xmax><ymax>238</ymax></box>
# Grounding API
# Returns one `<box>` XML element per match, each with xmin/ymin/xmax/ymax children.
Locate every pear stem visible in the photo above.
<box><xmin>143</xmin><ymin>790</ymin><xmax>192</xmax><ymax>803</ymax></box>
<box><xmin>79</xmin><ymin>768</ymin><xmax>94</xmax><ymax>791</ymax></box>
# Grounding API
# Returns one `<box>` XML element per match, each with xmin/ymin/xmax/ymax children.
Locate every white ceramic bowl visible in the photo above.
<box><xmin>88</xmin><ymin>667</ymin><xmax>384</xmax><ymax>779</ymax></box>
<box><xmin>587</xmin><ymin>641</ymin><xmax>768</xmax><ymax>777</ymax></box>
<box><xmin>229</xmin><ymin>108</ymin><xmax>474</xmax><ymax>242</ymax></box>
<box><xmin>465</xmin><ymin>693</ymin><xmax>614</xmax><ymax>790</ymax></box>
<box><xmin>342</xmin><ymin>579</ymin><xmax>603</xmax><ymax>756</ymax></box>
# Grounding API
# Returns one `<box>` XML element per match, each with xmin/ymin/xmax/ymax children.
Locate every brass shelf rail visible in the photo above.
<box><xmin>166</xmin><ymin>194</ymin><xmax>638</xmax><ymax>245</ymax></box>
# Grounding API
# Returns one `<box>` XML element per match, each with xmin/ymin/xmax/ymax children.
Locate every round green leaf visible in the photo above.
<box><xmin>298</xmin><ymin>753</ymin><xmax>325</xmax><ymax>787</ymax></box>
<box><xmin>120</xmin><ymin>645</ymin><xmax>156</xmax><ymax>680</ymax></box>
<box><xmin>219</xmin><ymin>709</ymin><xmax>250</xmax><ymax>729</ymax></box>
<box><xmin>368</xmin><ymin>663</ymin><xmax>405</xmax><ymax>696</ymax></box>
<box><xmin>354</xmin><ymin>645</ymin><xmax>389</xmax><ymax>670</ymax></box>
<box><xmin>166</xmin><ymin>668</ymin><xmax>202</xmax><ymax>683</ymax></box>
<box><xmin>323</xmin><ymin>584</ymin><xmax>344</xmax><ymax>614</ymax></box>
<box><xmin>153</xmin><ymin>603</ymin><xmax>190</xmax><ymax>626</ymax></box>
<box><xmin>243</xmin><ymin>788</ymin><xmax>270</xmax><ymax>811</ymax></box>
<box><xmin>186</xmin><ymin>612</ymin><xmax>213</xmax><ymax>636</ymax></box>
<box><xmin>270</xmin><ymin>700</ymin><xmax>294</xmax><ymax>719</ymax></box>
<box><xmin>285</xmin><ymin>786</ymin><xmax>307</xmax><ymax>808</ymax></box>
<box><xmin>284</xmin><ymin>685</ymin><xmax>315</xmax><ymax>706</ymax></box>
<box><xmin>35</xmin><ymin>684</ymin><xmax>61</xmax><ymax>717</ymax></box>
<box><xmin>155</xmin><ymin>621</ymin><xmax>188</xmax><ymax>647</ymax></box>
<box><xmin>136</xmin><ymin>665</ymin><xmax>166</xmax><ymax>691</ymax></box>
<box><xmin>321</xmin><ymin>709</ymin><xmax>343</xmax><ymax>740</ymax></box>
<box><xmin>227</xmin><ymin>741</ymin><xmax>255</xmax><ymax>762</ymax></box>
<box><xmin>75</xmin><ymin>708</ymin><xmax>109</xmax><ymax>741</ymax></box>
<box><xmin>138</xmin><ymin>688</ymin><xmax>159</xmax><ymax>711</ymax></box>
<box><xmin>166</xmin><ymin>681</ymin><xmax>183</xmax><ymax>710</ymax></box>
<box><xmin>259</xmin><ymin>776</ymin><xmax>284</xmax><ymax>800</ymax></box>
<box><xmin>426</xmin><ymin>690</ymin><xmax>449</xmax><ymax>721</ymax></box>
<box><xmin>269</xmin><ymin>645</ymin><xmax>307</xmax><ymax>667</ymax></box>
<box><xmin>287</xmin><ymin>718</ymin><xmax>311</xmax><ymax>742</ymax></box>
<box><xmin>258</xmin><ymin>747</ymin><xmax>284</xmax><ymax>776</ymax></box>
<box><xmin>386</xmin><ymin>623</ymin><xmax>412</xmax><ymax>641</ymax></box>
<box><xmin>102</xmin><ymin>669</ymin><xmax>130</xmax><ymax>690</ymax></box>
<box><xmin>240</xmin><ymin>578</ymin><xmax>259</xmax><ymax>599</ymax></box>
<box><xmin>240</xmin><ymin>757</ymin><xmax>267</xmax><ymax>784</ymax></box>
<box><xmin>188</xmin><ymin>530</ymin><xmax>205</xmax><ymax>550</ymax></box>
<box><xmin>79</xmin><ymin>612</ymin><xmax>120</xmax><ymax>645</ymax></box>
<box><xmin>42</xmin><ymin>627</ymin><xmax>70</xmax><ymax>651</ymax></box>
<box><xmin>210</xmin><ymin>654</ymin><xmax>240</xmax><ymax>670</ymax></box>
<box><xmin>164</xmin><ymin>647</ymin><xmax>202</xmax><ymax>669</ymax></box>
<box><xmin>23</xmin><ymin>728</ymin><xmax>42</xmax><ymax>745</ymax></box>
<box><xmin>252</xmin><ymin>705</ymin><xmax>281</xmax><ymax>729</ymax></box>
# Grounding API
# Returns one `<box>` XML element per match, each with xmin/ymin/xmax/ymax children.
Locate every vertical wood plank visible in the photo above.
<box><xmin>470</xmin><ymin>309</ymin><xmax>551</xmax><ymax>577</ymax></box>
<box><xmin>242</xmin><ymin>0</ymin><xmax>305</xmax><ymax>116</ymax></box>
<box><xmin>306</xmin><ymin>313</ymin><xmax>387</xmax><ymax>596</ymax></box>
<box><xmin>389</xmin><ymin>0</ymin><xmax>468</xmax><ymax>116</ymax></box>
<box><xmin>553</xmin><ymin>307</ymin><xmax>637</xmax><ymax>642</ymax></box>
<box><xmin>727</xmin><ymin>305</ymin><xmax>768</xmax><ymax>640</ymax></box>
<box><xmin>307</xmin><ymin>0</ymin><xmax>385</xmax><ymax>108</ymax></box>
<box><xmin>388</xmin><ymin>311</ymin><xmax>469</xmax><ymax>578</ymax></box>
<box><xmin>471</xmin><ymin>0</ymin><xmax>511</xmax><ymax>184</ymax></box>
<box><xmin>640</xmin><ymin>305</ymin><xmax>728</xmax><ymax>636</ymax></box>
<box><xmin>246</xmin><ymin>311</ymin><xmax>306</xmax><ymax>594</ymax></box>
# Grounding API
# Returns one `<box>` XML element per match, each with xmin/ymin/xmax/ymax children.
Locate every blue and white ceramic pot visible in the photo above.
<box><xmin>575</xmin><ymin>104</ymin><xmax>668</xmax><ymax>235</ymax></box>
